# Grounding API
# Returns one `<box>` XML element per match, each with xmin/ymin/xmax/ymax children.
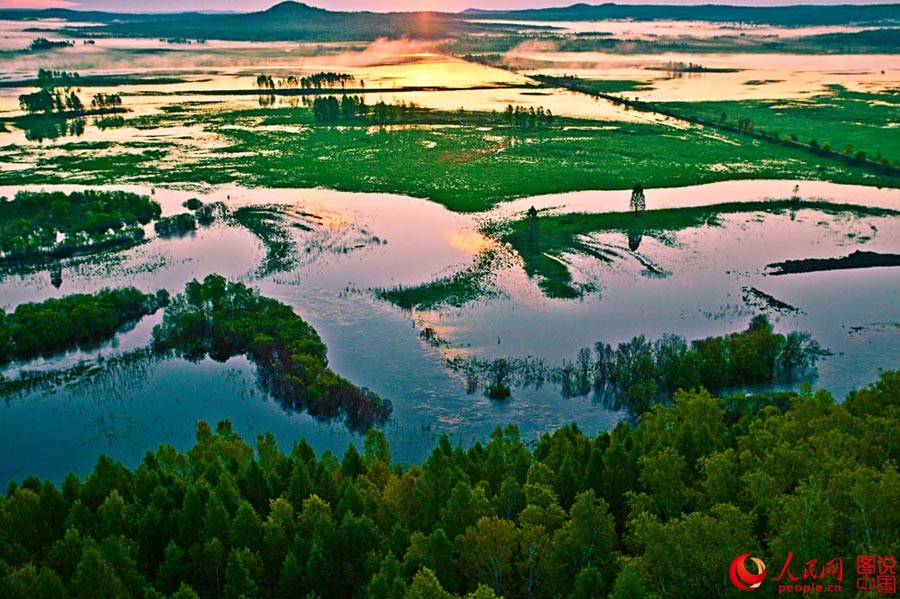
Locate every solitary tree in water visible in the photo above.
<box><xmin>527</xmin><ymin>205</ymin><xmax>539</xmax><ymax>243</ymax></box>
<box><xmin>630</xmin><ymin>184</ymin><xmax>646</xmax><ymax>217</ymax></box>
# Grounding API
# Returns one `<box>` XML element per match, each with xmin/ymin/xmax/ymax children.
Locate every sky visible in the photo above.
<box><xmin>1</xmin><ymin>0</ymin><xmax>898</xmax><ymax>12</ymax></box>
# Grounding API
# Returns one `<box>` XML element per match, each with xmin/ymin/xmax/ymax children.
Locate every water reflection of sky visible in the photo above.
<box><xmin>466</xmin><ymin>19</ymin><xmax>892</xmax><ymax>39</ymax></box>
<box><xmin>0</xmin><ymin>181</ymin><xmax>898</xmax><ymax>484</ymax></box>
<box><xmin>516</xmin><ymin>52</ymin><xmax>900</xmax><ymax>101</ymax></box>
<box><xmin>1</xmin><ymin>17</ymin><xmax>899</xmax><ymax>481</ymax></box>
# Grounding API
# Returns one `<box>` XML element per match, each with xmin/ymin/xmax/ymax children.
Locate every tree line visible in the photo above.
<box><xmin>256</xmin><ymin>72</ymin><xmax>360</xmax><ymax>91</ymax></box>
<box><xmin>310</xmin><ymin>96</ymin><xmax>427</xmax><ymax>125</ymax></box>
<box><xmin>455</xmin><ymin>315</ymin><xmax>822</xmax><ymax>414</ymax></box>
<box><xmin>151</xmin><ymin>275</ymin><xmax>392</xmax><ymax>431</ymax></box>
<box><xmin>308</xmin><ymin>97</ymin><xmax>556</xmax><ymax>129</ymax></box>
<box><xmin>27</xmin><ymin>38</ymin><xmax>74</xmax><ymax>52</ymax></box>
<box><xmin>311</xmin><ymin>95</ymin><xmax>369</xmax><ymax>122</ymax></box>
<box><xmin>723</xmin><ymin>115</ymin><xmax>894</xmax><ymax>167</ymax></box>
<box><xmin>584</xmin><ymin>314</ymin><xmax>821</xmax><ymax>413</ymax></box>
<box><xmin>1</xmin><ymin>276</ymin><xmax>391</xmax><ymax>430</ymax></box>
<box><xmin>0</xmin><ymin>288</ymin><xmax>165</xmax><ymax>365</ymax></box>
<box><xmin>18</xmin><ymin>69</ymin><xmax>84</xmax><ymax>116</ymax></box>
<box><xmin>535</xmin><ymin>74</ymin><xmax>900</xmax><ymax>175</ymax></box>
<box><xmin>18</xmin><ymin>70</ymin><xmax>125</xmax><ymax>118</ymax></box>
<box><xmin>1</xmin><ymin>369</ymin><xmax>897</xmax><ymax>598</ymax></box>
<box><xmin>502</xmin><ymin>105</ymin><xmax>554</xmax><ymax>130</ymax></box>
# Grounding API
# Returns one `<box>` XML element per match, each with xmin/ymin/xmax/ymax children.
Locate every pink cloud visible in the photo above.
<box><xmin>0</xmin><ymin>0</ymin><xmax>78</xmax><ymax>7</ymax></box>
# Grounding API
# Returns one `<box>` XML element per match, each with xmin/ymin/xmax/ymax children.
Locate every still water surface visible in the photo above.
<box><xmin>0</xmin><ymin>181</ymin><xmax>898</xmax><ymax>483</ymax></box>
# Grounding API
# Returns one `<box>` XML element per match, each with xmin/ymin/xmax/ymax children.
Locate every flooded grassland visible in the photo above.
<box><xmin>1</xmin><ymin>17</ymin><xmax>898</xmax><ymax>484</ymax></box>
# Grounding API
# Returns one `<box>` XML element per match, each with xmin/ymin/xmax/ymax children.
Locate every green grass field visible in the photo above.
<box><xmin>502</xmin><ymin>200</ymin><xmax>900</xmax><ymax>298</ymax></box>
<box><xmin>655</xmin><ymin>86</ymin><xmax>900</xmax><ymax>167</ymax></box>
<box><xmin>376</xmin><ymin>249</ymin><xmax>504</xmax><ymax>310</ymax></box>
<box><xmin>2</xmin><ymin>101</ymin><xmax>898</xmax><ymax>213</ymax></box>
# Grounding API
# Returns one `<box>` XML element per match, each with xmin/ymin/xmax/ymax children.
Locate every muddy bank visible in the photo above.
<box><xmin>766</xmin><ymin>250</ymin><xmax>900</xmax><ymax>275</ymax></box>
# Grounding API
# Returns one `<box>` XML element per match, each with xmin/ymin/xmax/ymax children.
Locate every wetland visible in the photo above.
<box><xmin>0</xmin><ymin>0</ymin><xmax>897</xmax><ymax>500</ymax></box>
<box><xmin>1</xmin><ymin>4</ymin><xmax>899</xmax><ymax>598</ymax></box>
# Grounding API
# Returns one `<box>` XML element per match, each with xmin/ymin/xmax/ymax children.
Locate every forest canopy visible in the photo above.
<box><xmin>0</xmin><ymin>287</ymin><xmax>164</xmax><ymax>364</ymax></box>
<box><xmin>0</xmin><ymin>190</ymin><xmax>160</xmax><ymax>260</ymax></box>
<box><xmin>1</xmin><ymin>370</ymin><xmax>897</xmax><ymax>598</ymax></box>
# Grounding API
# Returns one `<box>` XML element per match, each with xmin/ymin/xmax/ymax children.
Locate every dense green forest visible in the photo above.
<box><xmin>152</xmin><ymin>275</ymin><xmax>392</xmax><ymax>431</ymax></box>
<box><xmin>0</xmin><ymin>287</ymin><xmax>164</xmax><ymax>364</ymax></box>
<box><xmin>0</xmin><ymin>190</ymin><xmax>160</xmax><ymax>260</ymax></box>
<box><xmin>1</xmin><ymin>370</ymin><xmax>897</xmax><ymax>598</ymax></box>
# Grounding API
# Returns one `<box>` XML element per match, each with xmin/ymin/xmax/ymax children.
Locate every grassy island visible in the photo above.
<box><xmin>0</xmin><ymin>190</ymin><xmax>160</xmax><ymax>262</ymax></box>
<box><xmin>152</xmin><ymin>275</ymin><xmax>392</xmax><ymax>431</ymax></box>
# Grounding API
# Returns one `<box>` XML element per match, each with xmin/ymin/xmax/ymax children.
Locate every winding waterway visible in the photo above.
<box><xmin>1</xmin><ymin>180</ymin><xmax>898</xmax><ymax>483</ymax></box>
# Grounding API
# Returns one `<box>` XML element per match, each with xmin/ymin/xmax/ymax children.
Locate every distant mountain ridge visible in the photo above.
<box><xmin>461</xmin><ymin>3</ymin><xmax>900</xmax><ymax>26</ymax></box>
<box><xmin>16</xmin><ymin>2</ymin><xmax>480</xmax><ymax>42</ymax></box>
<box><xmin>1</xmin><ymin>1</ymin><xmax>897</xmax><ymax>41</ymax></box>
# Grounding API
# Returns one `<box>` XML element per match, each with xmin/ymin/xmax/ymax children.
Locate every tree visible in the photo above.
<box><xmin>778</xmin><ymin>330</ymin><xmax>821</xmax><ymax>380</ymax></box>
<box><xmin>527</xmin><ymin>205</ymin><xmax>539</xmax><ymax>244</ymax></box>
<box><xmin>571</xmin><ymin>565</ymin><xmax>605</xmax><ymax>599</ymax></box>
<box><xmin>255</xmin><ymin>74</ymin><xmax>274</xmax><ymax>90</ymax></box>
<box><xmin>97</xmin><ymin>490</ymin><xmax>128</xmax><ymax>538</ymax></box>
<box><xmin>608</xmin><ymin>560</ymin><xmax>657</xmax><ymax>599</ymax></box>
<box><xmin>517</xmin><ymin>484</ymin><xmax>561</xmax><ymax>599</ymax></box>
<box><xmin>368</xmin><ymin>552</ymin><xmax>407</xmax><ymax>599</ymax></box>
<box><xmin>441</xmin><ymin>482</ymin><xmax>491</xmax><ymax>540</ymax></box>
<box><xmin>18</xmin><ymin>69</ymin><xmax>85</xmax><ymax>116</ymax></box>
<box><xmin>629</xmin><ymin>184</ymin><xmax>646</xmax><ymax>216</ymax></box>
<box><xmin>487</xmin><ymin>359</ymin><xmax>511</xmax><ymax>400</ymax></box>
<box><xmin>170</xmin><ymin>583</ymin><xmax>201</xmax><ymax>599</ymax></box>
<box><xmin>550</xmin><ymin>490</ymin><xmax>618</xmax><ymax>594</ymax></box>
<box><xmin>157</xmin><ymin>541</ymin><xmax>188</xmax><ymax>594</ymax></box>
<box><xmin>630</xmin><ymin>447</ymin><xmax>692</xmax><ymax>520</ymax></box>
<box><xmin>363</xmin><ymin>428</ymin><xmax>391</xmax><ymax>467</ymax></box>
<box><xmin>223</xmin><ymin>547</ymin><xmax>262</xmax><ymax>599</ymax></box>
<box><xmin>232</xmin><ymin>501</ymin><xmax>263</xmax><ymax>552</ymax></box>
<box><xmin>456</xmin><ymin>516</ymin><xmax>518</xmax><ymax>596</ymax></box>
<box><xmin>19</xmin><ymin>89</ymin><xmax>55</xmax><ymax>114</ymax></box>
<box><xmin>576</xmin><ymin>347</ymin><xmax>592</xmax><ymax>395</ymax></box>
<box><xmin>72</xmin><ymin>545</ymin><xmax>126</xmax><ymax>599</ymax></box>
<box><xmin>627</xmin><ymin>231</ymin><xmax>642</xmax><ymax>251</ymax></box>
<box><xmin>630</xmin><ymin>505</ymin><xmax>757</xmax><ymax>598</ymax></box>
<box><xmin>406</xmin><ymin>567</ymin><xmax>454</xmax><ymax>599</ymax></box>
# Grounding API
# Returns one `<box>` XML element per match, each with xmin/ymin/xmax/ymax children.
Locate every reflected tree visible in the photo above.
<box><xmin>577</xmin><ymin>347</ymin><xmax>593</xmax><ymax>395</ymax></box>
<box><xmin>22</xmin><ymin>117</ymin><xmax>85</xmax><ymax>142</ymax></box>
<box><xmin>95</xmin><ymin>116</ymin><xmax>125</xmax><ymax>130</ymax></box>
<box><xmin>49</xmin><ymin>263</ymin><xmax>63</xmax><ymax>289</ymax></box>
<box><xmin>627</xmin><ymin>231</ymin><xmax>643</xmax><ymax>251</ymax></box>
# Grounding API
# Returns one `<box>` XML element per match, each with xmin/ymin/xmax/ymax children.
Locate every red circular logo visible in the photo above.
<box><xmin>730</xmin><ymin>553</ymin><xmax>767</xmax><ymax>591</ymax></box>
